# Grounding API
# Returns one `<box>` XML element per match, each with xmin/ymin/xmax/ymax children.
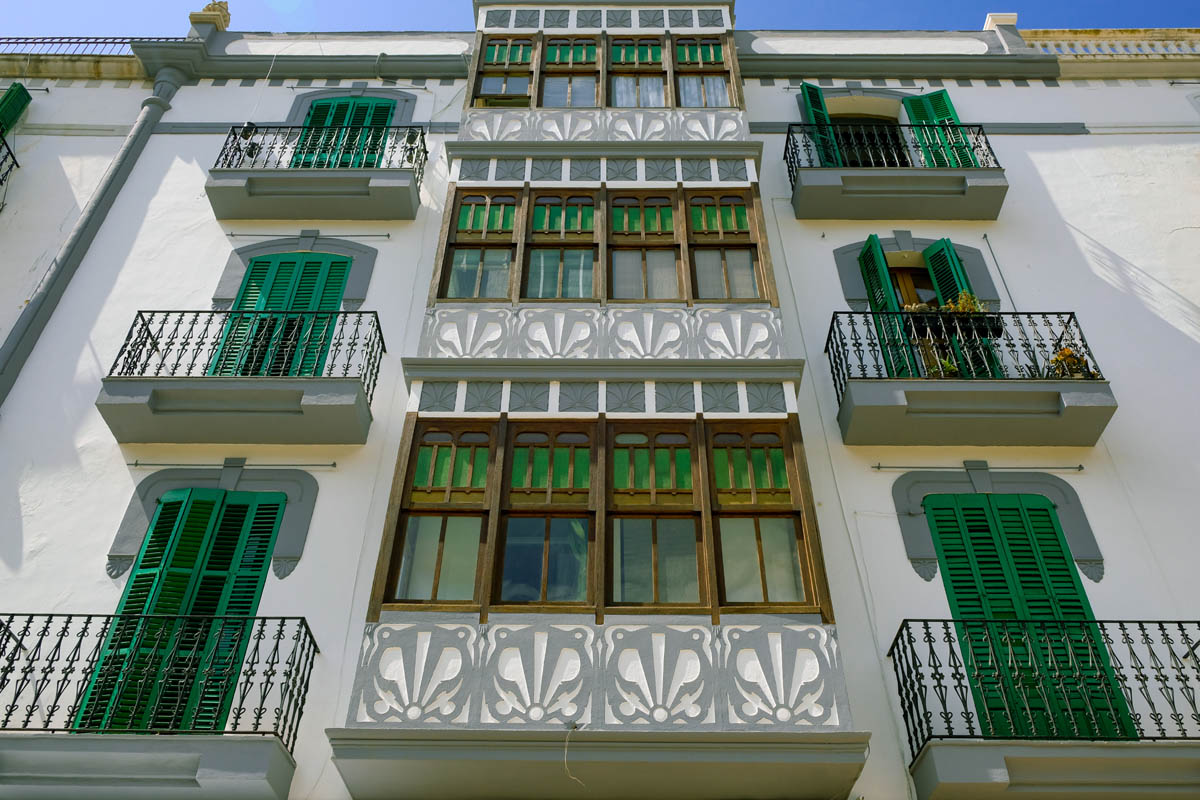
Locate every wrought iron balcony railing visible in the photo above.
<box><xmin>784</xmin><ymin>122</ymin><xmax>1000</xmax><ymax>185</ymax></box>
<box><xmin>824</xmin><ymin>311</ymin><xmax>1104</xmax><ymax>404</ymax></box>
<box><xmin>214</xmin><ymin>124</ymin><xmax>428</xmax><ymax>183</ymax></box>
<box><xmin>0</xmin><ymin>37</ymin><xmax>187</xmax><ymax>56</ymax></box>
<box><xmin>888</xmin><ymin>619</ymin><xmax>1200</xmax><ymax>764</ymax></box>
<box><xmin>109</xmin><ymin>310</ymin><xmax>387</xmax><ymax>403</ymax></box>
<box><xmin>0</xmin><ymin>614</ymin><xmax>318</xmax><ymax>753</ymax></box>
<box><xmin>0</xmin><ymin>132</ymin><xmax>16</xmax><ymax>190</ymax></box>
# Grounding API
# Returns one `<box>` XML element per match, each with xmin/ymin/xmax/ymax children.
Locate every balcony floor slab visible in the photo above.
<box><xmin>838</xmin><ymin>378</ymin><xmax>1117</xmax><ymax>446</ymax></box>
<box><xmin>912</xmin><ymin>739</ymin><xmax>1200</xmax><ymax>799</ymax></box>
<box><xmin>327</xmin><ymin>728</ymin><xmax>872</xmax><ymax>800</ymax></box>
<box><xmin>96</xmin><ymin>376</ymin><xmax>372</xmax><ymax>444</ymax></box>
<box><xmin>791</xmin><ymin>167</ymin><xmax>1008</xmax><ymax>220</ymax></box>
<box><xmin>0</xmin><ymin>733</ymin><xmax>295</xmax><ymax>800</ymax></box>
<box><xmin>206</xmin><ymin>167</ymin><xmax>420</xmax><ymax>220</ymax></box>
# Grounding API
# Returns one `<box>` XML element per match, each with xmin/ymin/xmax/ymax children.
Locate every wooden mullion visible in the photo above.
<box><xmin>677</xmin><ymin>190</ymin><xmax>694</xmax><ymax>305</ymax></box>
<box><xmin>598</xmin><ymin>32</ymin><xmax>608</xmax><ymax>107</ymax></box>
<box><xmin>594</xmin><ymin>415</ymin><xmax>608</xmax><ymax>623</ymax></box>
<box><xmin>540</xmin><ymin>518</ymin><xmax>552</xmax><ymax>602</ymax></box>
<box><xmin>650</xmin><ymin>521</ymin><xmax>660</xmax><ymax>604</ymax></box>
<box><xmin>663</xmin><ymin>34</ymin><xmax>677</xmax><ymax>107</ymax></box>
<box><xmin>529</xmin><ymin>33</ymin><xmax>544</xmax><ymax>108</ymax></box>
<box><xmin>429</xmin><ymin>516</ymin><xmax>448</xmax><ymax>601</ymax></box>
<box><xmin>367</xmin><ymin>412</ymin><xmax>420</xmax><ymax>621</ymax></box>
<box><xmin>786</xmin><ymin>413</ymin><xmax>834</xmax><ymax>623</ymax></box>
<box><xmin>749</xmin><ymin>183</ymin><xmax>778</xmax><ymax>307</ymax></box>
<box><xmin>477</xmin><ymin>417</ymin><xmax>507</xmax><ymax>623</ymax></box>
<box><xmin>510</xmin><ymin>186</ymin><xmax>530</xmax><ymax>304</ymax></box>
<box><xmin>754</xmin><ymin>517</ymin><xmax>770</xmax><ymax>602</ymax></box>
<box><xmin>724</xmin><ymin>30</ymin><xmax>745</xmax><ymax>110</ymax></box>
<box><xmin>427</xmin><ymin>182</ymin><xmax>461</xmax><ymax>306</ymax></box>
<box><xmin>694</xmin><ymin>418</ymin><xmax>720</xmax><ymax>623</ymax></box>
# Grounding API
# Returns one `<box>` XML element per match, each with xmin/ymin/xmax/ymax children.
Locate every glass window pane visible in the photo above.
<box><xmin>720</xmin><ymin>518</ymin><xmax>763</xmax><ymax>603</ymax></box>
<box><xmin>769</xmin><ymin>448</ymin><xmax>788</xmax><ymax>488</ymax></box>
<box><xmin>571</xmin><ymin>76</ymin><xmax>596</xmax><ymax>107</ymax></box>
<box><xmin>432</xmin><ymin>447</ymin><xmax>452</xmax><ymax>486</ymax></box>
<box><xmin>633</xmin><ymin>448</ymin><xmax>650</xmax><ymax>489</ymax></box>
<box><xmin>452</xmin><ymin>447</ymin><xmax>473</xmax><ymax>487</ymax></box>
<box><xmin>471</xmin><ymin>448</ymin><xmax>488</xmax><ymax>488</ymax></box>
<box><xmin>414</xmin><ymin>446</ymin><xmax>432</xmax><ymax>486</ymax></box>
<box><xmin>552</xmin><ymin>447</ymin><xmax>570</xmax><ymax>488</ymax></box>
<box><xmin>526</xmin><ymin>249</ymin><xmax>558</xmax><ymax>299</ymax></box>
<box><xmin>612</xmin><ymin>251</ymin><xmax>644</xmax><ymax>299</ymax></box>
<box><xmin>531</xmin><ymin>446</ymin><xmax>550</xmax><ymax>489</ymax></box>
<box><xmin>506</xmin><ymin>76</ymin><xmax>529</xmax><ymax>95</ymax></box>
<box><xmin>479</xmin><ymin>250</ymin><xmax>511</xmax><ymax>298</ymax></box>
<box><xmin>613</xmin><ymin>447</ymin><xmax>630</xmax><ymax>488</ymax></box>
<box><xmin>480</xmin><ymin>75</ymin><xmax>504</xmax><ymax>94</ymax></box>
<box><xmin>759</xmin><ymin>518</ymin><xmax>805</xmax><ymax>602</ymax></box>
<box><xmin>511</xmin><ymin>445</ymin><xmax>529</xmax><ymax>488</ymax></box>
<box><xmin>646</xmin><ymin>250</ymin><xmax>679</xmax><ymax>299</ymax></box>
<box><xmin>640</xmin><ymin>76</ymin><xmax>665</xmax><ymax>108</ymax></box>
<box><xmin>712</xmin><ymin>448</ymin><xmax>730</xmax><ymax>489</ymax></box>
<box><xmin>612</xmin><ymin>518</ymin><xmax>652</xmax><ymax>603</ymax></box>
<box><xmin>395</xmin><ymin>516</ymin><xmax>441</xmax><ymax>600</ymax></box>
<box><xmin>731</xmin><ymin>448</ymin><xmax>750</xmax><ymax>488</ymax></box>
<box><xmin>675</xmin><ymin>449</ymin><xmax>692</xmax><ymax>489</ymax></box>
<box><xmin>654</xmin><ymin>448</ymin><xmax>670</xmax><ymax>489</ymax></box>
<box><xmin>547</xmin><ymin>518</ymin><xmax>588</xmax><ymax>602</ymax></box>
<box><xmin>678</xmin><ymin>76</ymin><xmax>703</xmax><ymax>108</ymax></box>
<box><xmin>704</xmin><ymin>75</ymin><xmax>730</xmax><ymax>107</ymax></box>
<box><xmin>562</xmin><ymin>250</ymin><xmax>593</xmax><ymax>299</ymax></box>
<box><xmin>500</xmin><ymin>517</ymin><xmax>545</xmax><ymax>602</ymax></box>
<box><xmin>656</xmin><ymin>519</ymin><xmax>700</xmax><ymax>603</ymax></box>
<box><xmin>573</xmin><ymin>447</ymin><xmax>590</xmax><ymax>488</ymax></box>
<box><xmin>751</xmin><ymin>447</ymin><xmax>769</xmax><ymax>489</ymax></box>
<box><xmin>611</xmin><ymin>76</ymin><xmax>636</xmax><ymax>107</ymax></box>
<box><xmin>543</xmin><ymin>76</ymin><xmax>568</xmax><ymax>108</ymax></box>
<box><xmin>446</xmin><ymin>249</ymin><xmax>481</xmax><ymax>298</ymax></box>
<box><xmin>693</xmin><ymin>250</ymin><xmax>725</xmax><ymax>299</ymax></box>
<box><xmin>438</xmin><ymin>517</ymin><xmax>481</xmax><ymax>601</ymax></box>
<box><xmin>726</xmin><ymin>249</ymin><xmax>758</xmax><ymax>298</ymax></box>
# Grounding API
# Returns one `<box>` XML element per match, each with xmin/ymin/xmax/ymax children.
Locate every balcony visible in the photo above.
<box><xmin>205</xmin><ymin>124</ymin><xmax>427</xmax><ymax>220</ymax></box>
<box><xmin>327</xmin><ymin>613</ymin><xmax>870</xmax><ymax>800</ymax></box>
<box><xmin>889</xmin><ymin>619</ymin><xmax>1200</xmax><ymax>799</ymax></box>
<box><xmin>824</xmin><ymin>311</ymin><xmax>1117</xmax><ymax>445</ymax></box>
<box><xmin>0</xmin><ymin>613</ymin><xmax>318</xmax><ymax>800</ymax></box>
<box><xmin>785</xmin><ymin>123</ymin><xmax>1008</xmax><ymax>220</ymax></box>
<box><xmin>96</xmin><ymin>310</ymin><xmax>385</xmax><ymax>444</ymax></box>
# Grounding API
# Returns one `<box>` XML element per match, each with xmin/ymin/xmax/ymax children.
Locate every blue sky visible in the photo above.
<box><xmin>8</xmin><ymin>0</ymin><xmax>1196</xmax><ymax>36</ymax></box>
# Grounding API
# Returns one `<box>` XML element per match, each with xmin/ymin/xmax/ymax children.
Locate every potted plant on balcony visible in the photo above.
<box><xmin>1050</xmin><ymin>346</ymin><xmax>1095</xmax><ymax>379</ymax></box>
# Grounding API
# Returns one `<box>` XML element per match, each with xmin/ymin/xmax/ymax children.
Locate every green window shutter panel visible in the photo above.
<box><xmin>921</xmin><ymin>238</ymin><xmax>973</xmax><ymax>305</ymax></box>
<box><xmin>858</xmin><ymin>234</ymin><xmax>916</xmax><ymax>377</ymax></box>
<box><xmin>0</xmin><ymin>83</ymin><xmax>32</xmax><ymax>134</ymax></box>
<box><xmin>858</xmin><ymin>235</ymin><xmax>897</xmax><ymax>312</ymax></box>
<box><xmin>902</xmin><ymin>90</ymin><xmax>978</xmax><ymax>168</ymax></box>
<box><xmin>799</xmin><ymin>82</ymin><xmax>841</xmax><ymax>167</ymax></box>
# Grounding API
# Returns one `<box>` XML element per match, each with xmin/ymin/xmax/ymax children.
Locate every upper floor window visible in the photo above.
<box><xmin>677</xmin><ymin>74</ymin><xmax>730</xmax><ymax>108</ymax></box>
<box><xmin>545</xmin><ymin>38</ymin><xmax>597</xmax><ymax>66</ymax></box>
<box><xmin>542</xmin><ymin>75</ymin><xmax>597</xmax><ymax>108</ymax></box>
<box><xmin>611</xmin><ymin>196</ymin><xmax>674</xmax><ymax>236</ymax></box>
<box><xmin>531</xmin><ymin>195</ymin><xmax>595</xmax><ymax>236</ymax></box>
<box><xmin>610</xmin><ymin>37</ymin><xmax>663</xmax><ymax>67</ymax></box>
<box><xmin>675</xmin><ymin>37</ymin><xmax>724</xmax><ymax>66</ymax></box>
<box><xmin>456</xmin><ymin>194</ymin><xmax>517</xmax><ymax>236</ymax></box>
<box><xmin>610</xmin><ymin>75</ymin><xmax>666</xmax><ymax>108</ymax></box>
<box><xmin>484</xmin><ymin>37</ymin><xmax>533</xmax><ymax>66</ymax></box>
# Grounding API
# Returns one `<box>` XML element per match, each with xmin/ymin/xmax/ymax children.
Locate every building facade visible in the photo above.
<box><xmin>0</xmin><ymin>3</ymin><xmax>1198</xmax><ymax>798</ymax></box>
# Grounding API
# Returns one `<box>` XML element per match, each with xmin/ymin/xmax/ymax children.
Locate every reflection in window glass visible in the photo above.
<box><xmin>611</xmin><ymin>250</ymin><xmax>644</xmax><ymax>299</ymax></box>
<box><xmin>719</xmin><ymin>518</ymin><xmax>762</xmax><ymax>602</ymax></box>
<box><xmin>500</xmin><ymin>517</ymin><xmax>589</xmax><ymax>603</ymax></box>
<box><xmin>446</xmin><ymin>249</ymin><xmax>511</xmax><ymax>298</ymax></box>
<box><xmin>394</xmin><ymin>515</ymin><xmax>481</xmax><ymax>602</ymax></box>
<box><xmin>612</xmin><ymin>518</ymin><xmax>652</xmax><ymax>602</ymax></box>
<box><xmin>611</xmin><ymin>76</ymin><xmax>665</xmax><ymax>108</ymax></box>
<box><xmin>678</xmin><ymin>76</ymin><xmax>703</xmax><ymax>108</ymax></box>
<box><xmin>693</xmin><ymin>250</ymin><xmax>725</xmax><ymax>299</ymax></box>
<box><xmin>613</xmin><ymin>518</ymin><xmax>699</xmax><ymax>604</ymax></box>
<box><xmin>760</xmin><ymin>518</ymin><xmax>805</xmax><ymax>603</ymax></box>
<box><xmin>646</xmin><ymin>250</ymin><xmax>677</xmax><ymax>299</ymax></box>
<box><xmin>718</xmin><ymin>517</ymin><xmax>805</xmax><ymax>604</ymax></box>
<box><xmin>526</xmin><ymin>249</ymin><xmax>594</xmax><ymax>299</ymax></box>
<box><xmin>703</xmin><ymin>75</ymin><xmax>730</xmax><ymax>107</ymax></box>
<box><xmin>543</xmin><ymin>76</ymin><xmax>569</xmax><ymax>107</ymax></box>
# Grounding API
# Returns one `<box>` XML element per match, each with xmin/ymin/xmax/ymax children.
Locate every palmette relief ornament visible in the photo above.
<box><xmin>481</xmin><ymin>624</ymin><xmax>594</xmax><ymax>725</ymax></box>
<box><xmin>360</xmin><ymin>623</ymin><xmax>477</xmax><ymax>724</ymax></box>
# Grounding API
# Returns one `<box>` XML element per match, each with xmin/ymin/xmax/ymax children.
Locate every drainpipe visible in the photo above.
<box><xmin>0</xmin><ymin>65</ymin><xmax>187</xmax><ymax>409</ymax></box>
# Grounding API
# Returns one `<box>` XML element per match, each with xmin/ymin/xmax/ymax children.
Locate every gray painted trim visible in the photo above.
<box><xmin>832</xmin><ymin>235</ymin><xmax>1001</xmax><ymax>311</ymax></box>
<box><xmin>282</xmin><ymin>88</ymin><xmax>417</xmax><ymax>126</ymax></box>
<box><xmin>446</xmin><ymin>140</ymin><xmax>763</xmax><ymax>160</ymax></box>
<box><xmin>109</xmin><ymin>462</ymin><xmax>318</xmax><ymax>580</ymax></box>
<box><xmin>891</xmin><ymin>463</ymin><xmax>1103</xmax><ymax>582</ymax></box>
<box><xmin>0</xmin><ymin>67</ymin><xmax>185</xmax><ymax>410</ymax></box>
<box><xmin>132</xmin><ymin>39</ymin><xmax>471</xmax><ymax>80</ymax></box>
<box><xmin>402</xmin><ymin>357</ymin><xmax>805</xmax><ymax>383</ymax></box>
<box><xmin>981</xmin><ymin>122</ymin><xmax>1089</xmax><ymax>135</ymax></box>
<box><xmin>736</xmin><ymin>53</ymin><xmax>1059</xmax><ymax>80</ymax></box>
<box><xmin>214</xmin><ymin>234</ymin><xmax>377</xmax><ymax>310</ymax></box>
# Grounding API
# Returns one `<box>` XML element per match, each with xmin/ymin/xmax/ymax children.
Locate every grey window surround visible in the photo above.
<box><xmin>282</xmin><ymin>88</ymin><xmax>417</xmax><ymax>127</ymax></box>
<box><xmin>892</xmin><ymin>462</ymin><xmax>1104</xmax><ymax>582</ymax></box>
<box><xmin>213</xmin><ymin>233</ymin><xmax>377</xmax><ymax>311</ymax></box>
<box><xmin>832</xmin><ymin>232</ymin><xmax>1000</xmax><ymax>312</ymax></box>
<box><xmin>108</xmin><ymin>460</ymin><xmax>319</xmax><ymax>580</ymax></box>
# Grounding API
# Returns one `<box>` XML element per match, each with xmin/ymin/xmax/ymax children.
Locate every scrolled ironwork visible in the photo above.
<box><xmin>107</xmin><ymin>310</ymin><xmax>387</xmax><ymax>403</ymax></box>
<box><xmin>0</xmin><ymin>132</ymin><xmax>17</xmax><ymax>191</ymax></box>
<box><xmin>887</xmin><ymin>619</ymin><xmax>1200</xmax><ymax>764</ymax></box>
<box><xmin>823</xmin><ymin>310</ymin><xmax>1104</xmax><ymax>405</ymax></box>
<box><xmin>0</xmin><ymin>614</ymin><xmax>318</xmax><ymax>753</ymax></box>
<box><xmin>0</xmin><ymin>37</ymin><xmax>187</xmax><ymax>56</ymax></box>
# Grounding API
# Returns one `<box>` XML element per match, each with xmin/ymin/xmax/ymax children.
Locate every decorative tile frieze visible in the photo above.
<box><xmin>656</xmin><ymin>381</ymin><xmax>696</xmax><ymax>413</ymax></box>
<box><xmin>543</xmin><ymin>9</ymin><xmax>570</xmax><ymax>28</ymax></box>
<box><xmin>558</xmin><ymin>381</ymin><xmax>600</xmax><ymax>412</ymax></box>
<box><xmin>460</xmin><ymin>109</ymin><xmax>749</xmax><ymax>144</ymax></box>
<box><xmin>464</xmin><ymin>381</ymin><xmax>503</xmax><ymax>412</ymax></box>
<box><xmin>638</xmin><ymin>9</ymin><xmax>665</xmax><ymax>27</ymax></box>
<box><xmin>576</xmin><ymin>9</ymin><xmax>602</xmax><ymax>28</ymax></box>
<box><xmin>418</xmin><ymin>381</ymin><xmax>458</xmax><ymax>412</ymax></box>
<box><xmin>717</xmin><ymin>158</ymin><xmax>748</xmax><ymax>181</ymax></box>
<box><xmin>494</xmin><ymin>157</ymin><xmax>526</xmax><ymax>181</ymax></box>
<box><xmin>570</xmin><ymin>158</ymin><xmax>601</xmax><ymax>180</ymax></box>
<box><xmin>697</xmin><ymin>9</ymin><xmax>725</xmax><ymax>27</ymax></box>
<box><xmin>453</xmin><ymin>155</ymin><xmax>754</xmax><ymax>186</ymax></box>
<box><xmin>530</xmin><ymin>157</ymin><xmax>563</xmax><ymax>181</ymax></box>
<box><xmin>701</xmin><ymin>381</ymin><xmax>739</xmax><ymax>413</ymax></box>
<box><xmin>681</xmin><ymin>158</ymin><xmax>712</xmax><ymax>181</ymax></box>
<box><xmin>605</xmin><ymin>158</ymin><xmax>637</xmax><ymax>181</ymax></box>
<box><xmin>513</xmin><ymin>9</ymin><xmax>541</xmax><ymax>28</ymax></box>
<box><xmin>484</xmin><ymin>9</ymin><xmax>511</xmax><ymax>28</ymax></box>
<box><xmin>420</xmin><ymin>306</ymin><xmax>785</xmax><ymax>361</ymax></box>
<box><xmin>458</xmin><ymin>158</ymin><xmax>490</xmax><ymax>181</ymax></box>
<box><xmin>606</xmin><ymin>9</ymin><xmax>632</xmax><ymax>28</ymax></box>
<box><xmin>644</xmin><ymin>157</ymin><xmax>678</xmax><ymax>181</ymax></box>
<box><xmin>606</xmin><ymin>381</ymin><xmax>647</xmax><ymax>412</ymax></box>
<box><xmin>668</xmin><ymin>9</ymin><xmax>695</xmax><ymax>28</ymax></box>
<box><xmin>351</xmin><ymin>615</ymin><xmax>849</xmax><ymax>731</ymax></box>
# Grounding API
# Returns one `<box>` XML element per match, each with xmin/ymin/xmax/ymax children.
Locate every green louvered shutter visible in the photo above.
<box><xmin>858</xmin><ymin>235</ymin><xmax>915</xmax><ymax>377</ymax></box>
<box><xmin>344</xmin><ymin>98</ymin><xmax>396</xmax><ymax>168</ymax></box>
<box><xmin>0</xmin><ymin>83</ymin><xmax>32</xmax><ymax>135</ymax></box>
<box><xmin>926</xmin><ymin>494</ymin><xmax>1134</xmax><ymax>739</ymax></box>
<box><xmin>290</xmin><ymin>254</ymin><xmax>350</xmax><ymax>377</ymax></box>
<box><xmin>292</xmin><ymin>98</ymin><xmax>353</xmax><ymax>168</ymax></box>
<box><xmin>902</xmin><ymin>90</ymin><xmax>978</xmax><ymax>168</ymax></box>
<box><xmin>800</xmin><ymin>82</ymin><xmax>842</xmax><ymax>167</ymax></box>
<box><xmin>921</xmin><ymin>239</ymin><xmax>972</xmax><ymax>305</ymax></box>
<box><xmin>921</xmin><ymin>239</ymin><xmax>998</xmax><ymax>378</ymax></box>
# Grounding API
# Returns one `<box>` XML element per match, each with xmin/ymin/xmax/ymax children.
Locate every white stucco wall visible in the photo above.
<box><xmin>0</xmin><ymin>75</ymin><xmax>463</xmax><ymax>799</ymax></box>
<box><xmin>751</xmin><ymin>77</ymin><xmax>1200</xmax><ymax>797</ymax></box>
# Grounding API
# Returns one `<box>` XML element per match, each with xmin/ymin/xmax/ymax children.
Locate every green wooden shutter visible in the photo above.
<box><xmin>340</xmin><ymin>97</ymin><xmax>396</xmax><ymax>168</ymax></box>
<box><xmin>921</xmin><ymin>239</ymin><xmax>999</xmax><ymax>378</ymax></box>
<box><xmin>800</xmin><ymin>82</ymin><xmax>842</xmax><ymax>167</ymax></box>
<box><xmin>858</xmin><ymin>235</ymin><xmax>915</xmax><ymax>377</ymax></box>
<box><xmin>291</xmin><ymin>255</ymin><xmax>350</xmax><ymax>377</ymax></box>
<box><xmin>0</xmin><ymin>83</ymin><xmax>32</xmax><ymax>134</ymax></box>
<box><xmin>925</xmin><ymin>494</ymin><xmax>1134</xmax><ymax>739</ymax></box>
<box><xmin>921</xmin><ymin>239</ymin><xmax>972</xmax><ymax>305</ymax></box>
<box><xmin>902</xmin><ymin>90</ymin><xmax>978</xmax><ymax>168</ymax></box>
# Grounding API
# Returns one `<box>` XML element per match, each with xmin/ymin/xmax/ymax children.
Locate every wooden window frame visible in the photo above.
<box><xmin>685</xmin><ymin>191</ymin><xmax>753</xmax><ymax>242</ymax></box>
<box><xmin>609</xmin><ymin>247</ymin><xmax>683</xmax><ymax>302</ymax></box>
<box><xmin>609</xmin><ymin>37</ymin><xmax>665</xmax><ymax>70</ymax></box>
<box><xmin>544</xmin><ymin>37</ymin><xmax>599</xmax><ymax>69</ymax></box>
<box><xmin>529</xmin><ymin>193</ymin><xmax>597</xmax><ymax>241</ymax></box>
<box><xmin>405</xmin><ymin>424</ymin><xmax>495</xmax><ymax>508</ymax></box>
<box><xmin>540</xmin><ymin>73</ymin><xmax>599</xmax><ymax>108</ymax></box>
<box><xmin>523</xmin><ymin>246</ymin><xmax>598</xmax><ymax>301</ymax></box>
<box><xmin>505</xmin><ymin>422</ymin><xmax>596</xmax><ymax>507</ymax></box>
<box><xmin>705</xmin><ymin>422</ymin><xmax>795</xmax><ymax>511</ymax></box>
<box><xmin>610</xmin><ymin>193</ymin><xmax>676</xmax><ymax>241</ymax></box>
<box><xmin>607</xmin><ymin>514</ymin><xmax>708</xmax><ymax>612</ymax></box>
<box><xmin>675</xmin><ymin>72</ymin><xmax>733</xmax><ymax>109</ymax></box>
<box><xmin>713</xmin><ymin>514</ymin><xmax>814</xmax><ymax>610</ymax></box>
<box><xmin>453</xmin><ymin>192</ymin><xmax>519</xmax><ymax>241</ymax></box>
<box><xmin>388</xmin><ymin>511</ymin><xmax>487</xmax><ymax>606</ymax></box>
<box><xmin>689</xmin><ymin>246</ymin><xmax>761</xmax><ymax>303</ymax></box>
<box><xmin>490</xmin><ymin>513</ymin><xmax>596</xmax><ymax>610</ymax></box>
<box><xmin>379</xmin><ymin>417</ymin><xmax>832</xmax><ymax>621</ymax></box>
<box><xmin>441</xmin><ymin>246</ymin><xmax>514</xmax><ymax>301</ymax></box>
<box><xmin>608</xmin><ymin>72</ymin><xmax>668</xmax><ymax>108</ymax></box>
<box><xmin>673</xmin><ymin>36</ymin><xmax>726</xmax><ymax>69</ymax></box>
<box><xmin>607</xmin><ymin>422</ymin><xmax>698</xmax><ymax>510</ymax></box>
<box><xmin>482</xmin><ymin>36</ymin><xmax>534</xmax><ymax>68</ymax></box>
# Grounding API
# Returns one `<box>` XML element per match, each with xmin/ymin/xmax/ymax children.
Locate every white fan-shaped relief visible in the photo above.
<box><xmin>429</xmin><ymin>309</ymin><xmax>512</xmax><ymax>358</ymax></box>
<box><xmin>482</xmin><ymin>625</ymin><xmax>593</xmax><ymax>725</ymax></box>
<box><xmin>723</xmin><ymin>625</ymin><xmax>839</xmax><ymax>727</ymax></box>
<box><xmin>516</xmin><ymin>308</ymin><xmax>599</xmax><ymax>358</ymax></box>
<box><xmin>461</xmin><ymin>110</ymin><xmax>531</xmax><ymax>142</ymax></box>
<box><xmin>680</xmin><ymin>111</ymin><xmax>747</xmax><ymax>142</ymax></box>
<box><xmin>362</xmin><ymin>624</ymin><xmax>476</xmax><ymax>724</ymax></box>
<box><xmin>608</xmin><ymin>309</ymin><xmax>689</xmax><ymax>359</ymax></box>
<box><xmin>608</xmin><ymin>110</ymin><xmax>671</xmax><ymax>142</ymax></box>
<box><xmin>605</xmin><ymin>626</ymin><xmax>713</xmax><ymax>725</ymax></box>
<box><xmin>537</xmin><ymin>110</ymin><xmax>600</xmax><ymax>142</ymax></box>
<box><xmin>695</xmin><ymin>308</ymin><xmax>782</xmax><ymax>359</ymax></box>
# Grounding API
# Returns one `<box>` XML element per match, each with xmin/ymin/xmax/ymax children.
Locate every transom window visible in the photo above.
<box><xmin>484</xmin><ymin>37</ymin><xmax>533</xmax><ymax>66</ymax></box>
<box><xmin>456</xmin><ymin>194</ymin><xmax>516</xmax><ymax>235</ymax></box>
<box><xmin>384</xmin><ymin>419</ymin><xmax>825</xmax><ymax>618</ymax></box>
<box><xmin>384</xmin><ymin>420</ymin><xmax>827</xmax><ymax>617</ymax></box>
<box><xmin>675</xmin><ymin>37</ymin><xmax>724</xmax><ymax>66</ymax></box>
<box><xmin>532</xmin><ymin>195</ymin><xmax>594</xmax><ymax>236</ymax></box>
<box><xmin>610</xmin><ymin>38</ymin><xmax>663</xmax><ymax>66</ymax></box>
<box><xmin>545</xmin><ymin>38</ymin><xmax>597</xmax><ymax>65</ymax></box>
<box><xmin>689</xmin><ymin>195</ymin><xmax>750</xmax><ymax>236</ymax></box>
<box><xmin>611</xmin><ymin>196</ymin><xmax>674</xmax><ymax>235</ymax></box>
